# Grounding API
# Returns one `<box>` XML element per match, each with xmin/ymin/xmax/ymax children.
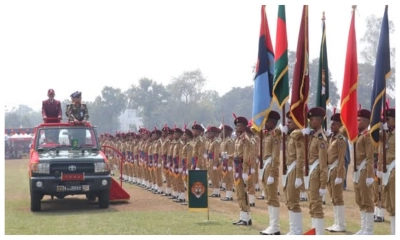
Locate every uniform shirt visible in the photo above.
<box><xmin>68</xmin><ymin>103</ymin><xmax>89</xmax><ymax>122</ymax></box>
<box><xmin>286</xmin><ymin>129</ymin><xmax>305</xmax><ymax>179</ymax></box>
<box><xmin>327</xmin><ymin>133</ymin><xmax>347</xmax><ymax>179</ymax></box>
<box><xmin>207</xmin><ymin>138</ymin><xmax>221</xmax><ymax>167</ymax></box>
<box><xmin>191</xmin><ymin>136</ymin><xmax>205</xmax><ymax>169</ymax></box>
<box><xmin>153</xmin><ymin>138</ymin><xmax>162</xmax><ymax>165</ymax></box>
<box><xmin>234</xmin><ymin>132</ymin><xmax>251</xmax><ymax>173</ymax></box>
<box><xmin>308</xmin><ymin>128</ymin><xmax>328</xmax><ymax>189</ymax></box>
<box><xmin>220</xmin><ymin>137</ymin><xmax>235</xmax><ymax>168</ymax></box>
<box><xmin>378</xmin><ymin>129</ymin><xmax>395</xmax><ymax>172</ymax></box>
<box><xmin>181</xmin><ymin>140</ymin><xmax>193</xmax><ymax>170</ymax></box>
<box><xmin>355</xmin><ymin>129</ymin><xmax>374</xmax><ymax>178</ymax></box>
<box><xmin>173</xmin><ymin>139</ymin><xmax>183</xmax><ymax>168</ymax></box>
<box><xmin>263</xmin><ymin>128</ymin><xmax>281</xmax><ymax>178</ymax></box>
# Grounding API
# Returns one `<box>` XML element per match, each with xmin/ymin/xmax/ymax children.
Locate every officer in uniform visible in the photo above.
<box><xmin>161</xmin><ymin>125</ymin><xmax>172</xmax><ymax>196</ymax></box>
<box><xmin>325</xmin><ymin>112</ymin><xmax>347</xmax><ymax>232</ymax></box>
<box><xmin>172</xmin><ymin>127</ymin><xmax>185</xmax><ymax>203</ymax></box>
<box><xmin>166</xmin><ymin>128</ymin><xmax>177</xmax><ymax>198</ymax></box>
<box><xmin>283</xmin><ymin>111</ymin><xmax>304</xmax><ymax>235</ymax></box>
<box><xmin>259</xmin><ymin>110</ymin><xmax>282</xmax><ymax>235</ymax></box>
<box><xmin>207</xmin><ymin>126</ymin><xmax>222</xmax><ymax>198</ymax></box>
<box><xmin>181</xmin><ymin>127</ymin><xmax>194</xmax><ymax>205</ymax></box>
<box><xmin>67</xmin><ymin>91</ymin><xmax>89</xmax><ymax>146</ymax></box>
<box><xmin>377</xmin><ymin>108</ymin><xmax>395</xmax><ymax>234</ymax></box>
<box><xmin>353</xmin><ymin>109</ymin><xmax>375</xmax><ymax>235</ymax></box>
<box><xmin>230</xmin><ymin>115</ymin><xmax>252</xmax><ymax>226</ymax></box>
<box><xmin>304</xmin><ymin>107</ymin><xmax>328</xmax><ymax>235</ymax></box>
<box><xmin>220</xmin><ymin>125</ymin><xmax>235</xmax><ymax>201</ymax></box>
<box><xmin>151</xmin><ymin>128</ymin><xmax>163</xmax><ymax>194</ymax></box>
<box><xmin>191</xmin><ymin>123</ymin><xmax>205</xmax><ymax>170</ymax></box>
<box><xmin>245</xmin><ymin>126</ymin><xmax>257</xmax><ymax>207</ymax></box>
<box><xmin>42</xmin><ymin>88</ymin><xmax>62</xmax><ymax>123</ymax></box>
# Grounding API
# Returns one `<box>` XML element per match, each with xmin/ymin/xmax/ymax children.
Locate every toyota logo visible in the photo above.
<box><xmin>68</xmin><ymin>165</ymin><xmax>77</xmax><ymax>171</ymax></box>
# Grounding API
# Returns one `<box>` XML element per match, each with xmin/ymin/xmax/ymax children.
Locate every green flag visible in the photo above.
<box><xmin>188</xmin><ymin>170</ymin><xmax>208</xmax><ymax>212</ymax></box>
<box><xmin>316</xmin><ymin>13</ymin><xmax>330</xmax><ymax>129</ymax></box>
<box><xmin>273</xmin><ymin>5</ymin><xmax>289</xmax><ymax>109</ymax></box>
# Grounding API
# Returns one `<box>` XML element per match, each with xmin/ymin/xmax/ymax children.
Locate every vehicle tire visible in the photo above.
<box><xmin>98</xmin><ymin>190</ymin><xmax>110</xmax><ymax>209</ymax></box>
<box><xmin>86</xmin><ymin>193</ymin><xmax>96</xmax><ymax>201</ymax></box>
<box><xmin>30</xmin><ymin>191</ymin><xmax>42</xmax><ymax>212</ymax></box>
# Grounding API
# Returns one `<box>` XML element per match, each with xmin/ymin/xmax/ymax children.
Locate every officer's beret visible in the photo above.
<box><xmin>221</xmin><ymin>125</ymin><xmax>233</xmax><ymax>132</ymax></box>
<box><xmin>286</xmin><ymin>111</ymin><xmax>293</xmax><ymax>120</ymax></box>
<box><xmin>121</xmin><ymin>133</ymin><xmax>126</xmax><ymax>138</ymax></box>
<box><xmin>331</xmin><ymin>113</ymin><xmax>341</xmax><ymax>123</ymax></box>
<box><xmin>71</xmin><ymin>91</ymin><xmax>81</xmax><ymax>98</ymax></box>
<box><xmin>116</xmin><ymin>133</ymin><xmax>121</xmax><ymax>138</ymax></box>
<box><xmin>208</xmin><ymin>126</ymin><xmax>221</xmax><ymax>133</ymax></box>
<box><xmin>152</xmin><ymin>129</ymin><xmax>162</xmax><ymax>136</ymax></box>
<box><xmin>386</xmin><ymin>108</ymin><xmax>395</xmax><ymax>118</ymax></box>
<box><xmin>48</xmin><ymin>89</ymin><xmax>55</xmax><ymax>95</ymax></box>
<box><xmin>174</xmin><ymin>128</ymin><xmax>183</xmax><ymax>134</ymax></box>
<box><xmin>307</xmin><ymin>107</ymin><xmax>326</xmax><ymax>118</ymax></box>
<box><xmin>358</xmin><ymin>109</ymin><xmax>371</xmax><ymax>120</ymax></box>
<box><xmin>168</xmin><ymin>129</ymin><xmax>174</xmax><ymax>134</ymax></box>
<box><xmin>192</xmin><ymin>123</ymin><xmax>204</xmax><ymax>131</ymax></box>
<box><xmin>268</xmin><ymin>110</ymin><xmax>281</xmax><ymax>121</ymax></box>
<box><xmin>234</xmin><ymin>116</ymin><xmax>248</xmax><ymax>126</ymax></box>
<box><xmin>161</xmin><ymin>125</ymin><xmax>170</xmax><ymax>132</ymax></box>
<box><xmin>184</xmin><ymin>129</ymin><xmax>193</xmax><ymax>138</ymax></box>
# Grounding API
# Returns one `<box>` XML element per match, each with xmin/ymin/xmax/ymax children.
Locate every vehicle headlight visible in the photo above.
<box><xmin>94</xmin><ymin>162</ymin><xmax>110</xmax><ymax>173</ymax></box>
<box><xmin>31</xmin><ymin>163</ymin><xmax>50</xmax><ymax>174</ymax></box>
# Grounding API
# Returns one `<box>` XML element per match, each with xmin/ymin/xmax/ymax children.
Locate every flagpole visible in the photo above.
<box><xmin>282</xmin><ymin>105</ymin><xmax>287</xmax><ymax>175</ymax></box>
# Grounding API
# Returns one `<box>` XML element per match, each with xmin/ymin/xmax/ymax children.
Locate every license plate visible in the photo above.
<box><xmin>56</xmin><ymin>185</ymin><xmax>89</xmax><ymax>192</ymax></box>
<box><xmin>61</xmin><ymin>173</ymin><xmax>85</xmax><ymax>181</ymax></box>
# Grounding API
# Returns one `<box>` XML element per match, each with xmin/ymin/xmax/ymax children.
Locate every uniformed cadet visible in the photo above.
<box><xmin>283</xmin><ymin>111</ymin><xmax>305</xmax><ymax>235</ymax></box>
<box><xmin>377</xmin><ymin>108</ymin><xmax>396</xmax><ymax>234</ymax></box>
<box><xmin>353</xmin><ymin>109</ymin><xmax>375</xmax><ymax>235</ymax></box>
<box><xmin>143</xmin><ymin>129</ymin><xmax>152</xmax><ymax>190</ymax></box>
<box><xmin>245</xmin><ymin>126</ymin><xmax>257</xmax><ymax>207</ymax></box>
<box><xmin>120</xmin><ymin>133</ymin><xmax>129</xmax><ymax>182</ymax></box>
<box><xmin>373</xmin><ymin>141</ymin><xmax>386</xmax><ymax>223</ymax></box>
<box><xmin>191</xmin><ymin>123</ymin><xmax>205</xmax><ymax>170</ymax></box>
<box><xmin>325</xmin><ymin>113</ymin><xmax>347</xmax><ymax>232</ymax></box>
<box><xmin>137</xmin><ymin>129</ymin><xmax>146</xmax><ymax>186</ymax></box>
<box><xmin>172</xmin><ymin>127</ymin><xmax>185</xmax><ymax>203</ymax></box>
<box><xmin>304</xmin><ymin>107</ymin><xmax>328</xmax><ymax>235</ymax></box>
<box><xmin>161</xmin><ymin>125</ymin><xmax>172</xmax><ymax>196</ymax></box>
<box><xmin>207</xmin><ymin>126</ymin><xmax>222</xmax><ymax>198</ymax></box>
<box><xmin>260</xmin><ymin>110</ymin><xmax>282</xmax><ymax>235</ymax></box>
<box><xmin>65</xmin><ymin>92</ymin><xmax>76</xmax><ymax>118</ymax></box>
<box><xmin>229</xmin><ymin>115</ymin><xmax>252</xmax><ymax>226</ymax></box>
<box><xmin>152</xmin><ymin>128</ymin><xmax>163</xmax><ymax>194</ymax></box>
<box><xmin>127</xmin><ymin>132</ymin><xmax>134</xmax><ymax>184</ymax></box>
<box><xmin>181</xmin><ymin>127</ymin><xmax>194</xmax><ymax>205</ymax></box>
<box><xmin>220</xmin><ymin>125</ymin><xmax>235</xmax><ymax>201</ymax></box>
<box><xmin>167</xmin><ymin>129</ymin><xmax>177</xmax><ymax>199</ymax></box>
<box><xmin>132</xmin><ymin>133</ymin><xmax>140</xmax><ymax>185</ymax></box>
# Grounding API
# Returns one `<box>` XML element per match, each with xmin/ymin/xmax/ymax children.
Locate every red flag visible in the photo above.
<box><xmin>340</xmin><ymin>6</ymin><xmax>359</xmax><ymax>143</ymax></box>
<box><xmin>303</xmin><ymin>228</ymin><xmax>316</xmax><ymax>235</ymax></box>
<box><xmin>290</xmin><ymin>5</ymin><xmax>309</xmax><ymax>128</ymax></box>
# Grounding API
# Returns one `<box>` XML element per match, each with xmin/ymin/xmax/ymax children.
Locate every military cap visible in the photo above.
<box><xmin>121</xmin><ymin>133</ymin><xmax>127</xmax><ymax>138</ymax></box>
<box><xmin>286</xmin><ymin>111</ymin><xmax>293</xmax><ymax>119</ymax></box>
<box><xmin>221</xmin><ymin>125</ymin><xmax>233</xmax><ymax>132</ymax></box>
<box><xmin>152</xmin><ymin>129</ymin><xmax>162</xmax><ymax>135</ymax></box>
<box><xmin>208</xmin><ymin>126</ymin><xmax>221</xmax><ymax>133</ymax></box>
<box><xmin>192</xmin><ymin>123</ymin><xmax>204</xmax><ymax>131</ymax></box>
<box><xmin>70</xmin><ymin>91</ymin><xmax>81</xmax><ymax>98</ymax></box>
<box><xmin>184</xmin><ymin>129</ymin><xmax>193</xmax><ymax>138</ymax></box>
<box><xmin>234</xmin><ymin>116</ymin><xmax>248</xmax><ymax>126</ymax></box>
<box><xmin>307</xmin><ymin>107</ymin><xmax>326</xmax><ymax>118</ymax></box>
<box><xmin>331</xmin><ymin>113</ymin><xmax>341</xmax><ymax>122</ymax></box>
<box><xmin>267</xmin><ymin>110</ymin><xmax>280</xmax><ymax>121</ymax></box>
<box><xmin>161</xmin><ymin>124</ymin><xmax>170</xmax><ymax>132</ymax></box>
<box><xmin>386</xmin><ymin>108</ymin><xmax>395</xmax><ymax>118</ymax></box>
<box><xmin>168</xmin><ymin>129</ymin><xmax>174</xmax><ymax>134</ymax></box>
<box><xmin>358</xmin><ymin>109</ymin><xmax>371</xmax><ymax>119</ymax></box>
<box><xmin>48</xmin><ymin>89</ymin><xmax>55</xmax><ymax>95</ymax></box>
<box><xmin>174</xmin><ymin>128</ymin><xmax>183</xmax><ymax>134</ymax></box>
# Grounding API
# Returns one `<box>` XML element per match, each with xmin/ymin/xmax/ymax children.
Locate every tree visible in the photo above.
<box><xmin>5</xmin><ymin>105</ymin><xmax>42</xmax><ymax>128</ymax></box>
<box><xmin>220</xmin><ymin>86</ymin><xmax>254</xmax><ymax>126</ymax></box>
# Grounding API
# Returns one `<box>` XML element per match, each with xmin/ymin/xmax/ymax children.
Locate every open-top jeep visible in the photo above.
<box><xmin>29</xmin><ymin>122</ymin><xmax>111</xmax><ymax>212</ymax></box>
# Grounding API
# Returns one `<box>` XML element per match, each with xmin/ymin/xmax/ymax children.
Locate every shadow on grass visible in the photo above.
<box><xmin>195</xmin><ymin>220</ymin><xmax>224</xmax><ymax>226</ymax></box>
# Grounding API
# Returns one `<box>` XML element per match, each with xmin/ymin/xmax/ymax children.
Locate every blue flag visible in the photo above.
<box><xmin>252</xmin><ymin>5</ymin><xmax>274</xmax><ymax>132</ymax></box>
<box><xmin>370</xmin><ymin>6</ymin><xmax>391</xmax><ymax>147</ymax></box>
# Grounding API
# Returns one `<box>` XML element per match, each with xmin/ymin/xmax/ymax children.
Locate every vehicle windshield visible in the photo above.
<box><xmin>35</xmin><ymin>127</ymin><xmax>98</xmax><ymax>150</ymax></box>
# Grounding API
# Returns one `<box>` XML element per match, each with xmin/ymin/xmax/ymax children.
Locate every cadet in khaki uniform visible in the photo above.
<box><xmin>353</xmin><ymin>109</ymin><xmax>375</xmax><ymax>235</ymax></box>
<box><xmin>137</xmin><ymin>130</ymin><xmax>145</xmax><ymax>186</ymax></box>
<box><xmin>373</xmin><ymin>146</ymin><xmax>386</xmax><ymax>222</ymax></box>
<box><xmin>245</xmin><ymin>126</ymin><xmax>257</xmax><ymax>207</ymax></box>
<box><xmin>220</xmin><ymin>125</ymin><xmax>235</xmax><ymax>201</ymax></box>
<box><xmin>172</xmin><ymin>128</ymin><xmax>185</xmax><ymax>203</ymax></box>
<box><xmin>377</xmin><ymin>108</ymin><xmax>396</xmax><ymax>234</ymax></box>
<box><xmin>167</xmin><ymin>129</ymin><xmax>177</xmax><ymax>199</ymax></box>
<box><xmin>161</xmin><ymin>126</ymin><xmax>172</xmax><ymax>196</ymax></box>
<box><xmin>283</xmin><ymin>111</ymin><xmax>305</xmax><ymax>235</ymax></box>
<box><xmin>305</xmin><ymin>107</ymin><xmax>328</xmax><ymax>235</ymax></box>
<box><xmin>229</xmin><ymin>115</ymin><xmax>252</xmax><ymax>226</ymax></box>
<box><xmin>260</xmin><ymin>111</ymin><xmax>281</xmax><ymax>235</ymax></box>
<box><xmin>191</xmin><ymin>123</ymin><xmax>205</xmax><ymax>170</ymax></box>
<box><xmin>181</xmin><ymin>128</ymin><xmax>194</xmax><ymax>205</ymax></box>
<box><xmin>207</xmin><ymin>126</ymin><xmax>222</xmax><ymax>198</ymax></box>
<box><xmin>325</xmin><ymin>113</ymin><xmax>347</xmax><ymax>232</ymax></box>
<box><xmin>152</xmin><ymin>129</ymin><xmax>163</xmax><ymax>194</ymax></box>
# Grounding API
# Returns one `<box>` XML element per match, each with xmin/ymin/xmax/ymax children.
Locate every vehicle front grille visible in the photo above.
<box><xmin>50</xmin><ymin>162</ymin><xmax>94</xmax><ymax>174</ymax></box>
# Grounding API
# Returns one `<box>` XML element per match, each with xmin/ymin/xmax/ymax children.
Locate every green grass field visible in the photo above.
<box><xmin>4</xmin><ymin>158</ymin><xmax>391</xmax><ymax>235</ymax></box>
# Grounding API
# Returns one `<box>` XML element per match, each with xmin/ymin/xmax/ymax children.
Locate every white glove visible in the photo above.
<box><xmin>213</xmin><ymin>166</ymin><xmax>217</xmax><ymax>170</ymax></box>
<box><xmin>377</xmin><ymin>171</ymin><xmax>383</xmax><ymax>179</ymax></box>
<box><xmin>157</xmin><ymin>164</ymin><xmax>161</xmax><ymax>168</ymax></box>
<box><xmin>267</xmin><ymin>176</ymin><xmax>274</xmax><ymax>185</ymax></box>
<box><xmin>295</xmin><ymin>178</ymin><xmax>302</xmax><ymax>189</ymax></box>
<box><xmin>195</xmin><ymin>167</ymin><xmax>200</xmax><ymax>170</ymax></box>
<box><xmin>366</xmin><ymin>177</ymin><xmax>374</xmax><ymax>187</ymax></box>
<box><xmin>256</xmin><ymin>158</ymin><xmax>259</xmax><ymax>164</ymax></box>
<box><xmin>186</xmin><ymin>170</ymin><xmax>188</xmax><ymax>175</ymax></box>
<box><xmin>319</xmin><ymin>188</ymin><xmax>327</xmax><ymax>197</ymax></box>
<box><xmin>334</xmin><ymin>178</ymin><xmax>343</xmax><ymax>185</ymax></box>
<box><xmin>325</xmin><ymin>129</ymin><xmax>332</xmax><ymax>136</ymax></box>
<box><xmin>250</xmin><ymin>168</ymin><xmax>255</xmax><ymax>174</ymax></box>
<box><xmin>301</xmin><ymin>127</ymin><xmax>311</xmax><ymax>135</ymax></box>
<box><xmin>279</xmin><ymin>125</ymin><xmax>288</xmax><ymax>134</ymax></box>
<box><xmin>166</xmin><ymin>163</ymin><xmax>170</xmax><ymax>168</ymax></box>
<box><xmin>203</xmin><ymin>153</ymin><xmax>208</xmax><ymax>159</ymax></box>
<box><xmin>178</xmin><ymin>168</ymin><xmax>183</xmax><ymax>173</ymax></box>
<box><xmin>222</xmin><ymin>152</ymin><xmax>228</xmax><ymax>159</ymax></box>
<box><xmin>228</xmin><ymin>166</ymin><xmax>232</xmax><ymax>171</ymax></box>
<box><xmin>242</xmin><ymin>173</ymin><xmax>249</xmax><ymax>181</ymax></box>
<box><xmin>381</xmin><ymin>123</ymin><xmax>389</xmax><ymax>130</ymax></box>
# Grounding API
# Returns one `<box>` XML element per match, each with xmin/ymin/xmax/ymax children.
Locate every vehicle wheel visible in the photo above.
<box><xmin>30</xmin><ymin>191</ymin><xmax>42</xmax><ymax>212</ymax></box>
<box><xmin>86</xmin><ymin>193</ymin><xmax>96</xmax><ymax>201</ymax></box>
<box><xmin>98</xmin><ymin>190</ymin><xmax>110</xmax><ymax>209</ymax></box>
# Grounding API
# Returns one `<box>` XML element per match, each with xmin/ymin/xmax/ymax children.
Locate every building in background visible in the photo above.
<box><xmin>118</xmin><ymin>109</ymin><xmax>143</xmax><ymax>132</ymax></box>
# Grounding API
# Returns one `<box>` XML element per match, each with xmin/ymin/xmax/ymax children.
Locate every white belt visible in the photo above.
<box><xmin>304</xmin><ymin>159</ymin><xmax>320</xmax><ymax>190</ymax></box>
<box><xmin>282</xmin><ymin>161</ymin><xmax>297</xmax><ymax>188</ymax></box>
<box><xmin>327</xmin><ymin>159</ymin><xmax>339</xmax><ymax>181</ymax></box>
<box><xmin>353</xmin><ymin>159</ymin><xmax>367</xmax><ymax>183</ymax></box>
<box><xmin>260</xmin><ymin>156</ymin><xmax>272</xmax><ymax>181</ymax></box>
<box><xmin>382</xmin><ymin>159</ymin><xmax>395</xmax><ymax>186</ymax></box>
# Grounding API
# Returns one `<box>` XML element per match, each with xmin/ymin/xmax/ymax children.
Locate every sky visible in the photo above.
<box><xmin>0</xmin><ymin>0</ymin><xmax>398</xmax><ymax>114</ymax></box>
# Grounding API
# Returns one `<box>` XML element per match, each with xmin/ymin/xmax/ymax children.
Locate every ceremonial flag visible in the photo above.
<box><xmin>273</xmin><ymin>5</ymin><xmax>289</xmax><ymax>109</ymax></box>
<box><xmin>316</xmin><ymin>12</ymin><xmax>330</xmax><ymax>130</ymax></box>
<box><xmin>290</xmin><ymin>5</ymin><xmax>309</xmax><ymax>129</ymax></box>
<box><xmin>340</xmin><ymin>6</ymin><xmax>359</xmax><ymax>143</ymax></box>
<box><xmin>252</xmin><ymin>5</ymin><xmax>275</xmax><ymax>132</ymax></box>
<box><xmin>188</xmin><ymin>170</ymin><xmax>208</xmax><ymax>212</ymax></box>
<box><xmin>370</xmin><ymin>6</ymin><xmax>391</xmax><ymax>147</ymax></box>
